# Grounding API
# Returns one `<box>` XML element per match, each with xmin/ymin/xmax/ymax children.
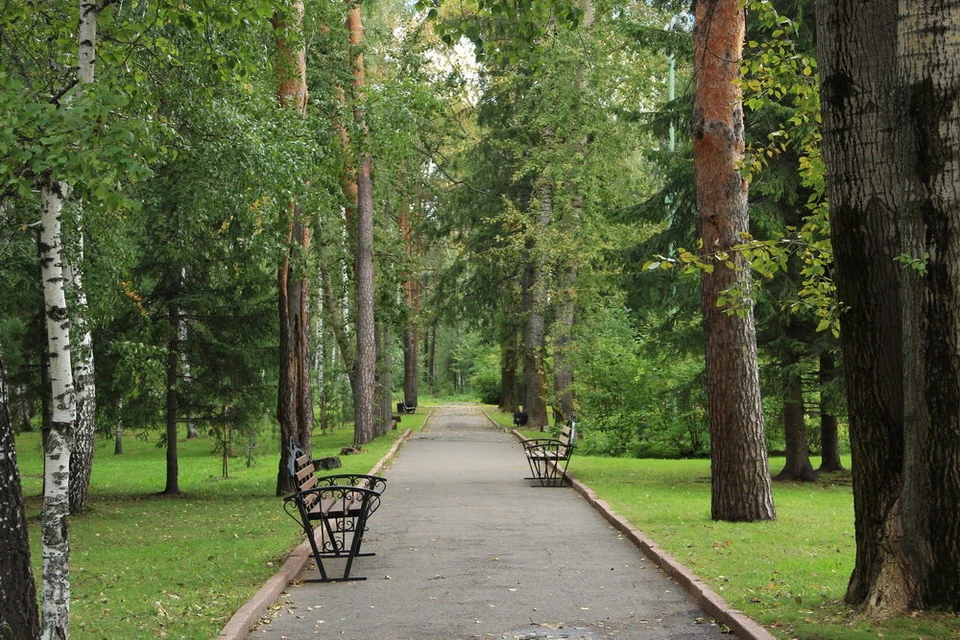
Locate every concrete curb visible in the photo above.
<box><xmin>508</xmin><ymin>428</ymin><xmax>775</xmax><ymax>640</ymax></box>
<box><xmin>216</xmin><ymin>427</ymin><xmax>417</xmax><ymax>640</ymax></box>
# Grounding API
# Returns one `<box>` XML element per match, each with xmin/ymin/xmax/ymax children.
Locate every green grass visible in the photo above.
<box><xmin>18</xmin><ymin>411</ymin><xmax>428</xmax><ymax>639</ymax></box>
<box><xmin>484</xmin><ymin>406</ymin><xmax>960</xmax><ymax>640</ymax></box>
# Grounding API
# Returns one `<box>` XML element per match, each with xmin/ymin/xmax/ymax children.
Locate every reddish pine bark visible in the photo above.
<box><xmin>693</xmin><ymin>0</ymin><xmax>775</xmax><ymax>522</ymax></box>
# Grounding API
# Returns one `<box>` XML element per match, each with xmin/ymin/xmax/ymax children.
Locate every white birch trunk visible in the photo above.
<box><xmin>40</xmin><ymin>181</ymin><xmax>76</xmax><ymax>640</ymax></box>
<box><xmin>66</xmin><ymin>231</ymin><xmax>96</xmax><ymax>514</ymax></box>
<box><xmin>66</xmin><ymin>0</ymin><xmax>99</xmax><ymax>515</ymax></box>
<box><xmin>38</xmin><ymin>2</ymin><xmax>98</xmax><ymax>634</ymax></box>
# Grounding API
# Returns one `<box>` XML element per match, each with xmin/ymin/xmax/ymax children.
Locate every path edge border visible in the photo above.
<box><xmin>216</xmin><ymin>426</ymin><xmax>417</xmax><ymax>640</ymax></box>
<box><xmin>507</xmin><ymin>427</ymin><xmax>775</xmax><ymax>640</ymax></box>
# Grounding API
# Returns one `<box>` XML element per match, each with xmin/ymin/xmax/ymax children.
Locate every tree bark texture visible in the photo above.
<box><xmin>896</xmin><ymin>0</ymin><xmax>960</xmax><ymax>611</ymax></box>
<box><xmin>552</xmin><ymin>266</ymin><xmax>577</xmax><ymax>425</ymax></box>
<box><xmin>693</xmin><ymin>0</ymin><xmax>775</xmax><ymax>522</ymax></box>
<box><xmin>816</xmin><ymin>0</ymin><xmax>910</xmax><ymax>613</ymax></box>
<box><xmin>0</xmin><ymin>358</ymin><xmax>41</xmax><ymax>640</ymax></box>
<box><xmin>817</xmin><ymin>353</ymin><xmax>844</xmax><ymax>473</ymax></box>
<box><xmin>499</xmin><ymin>329</ymin><xmax>520</xmax><ymax>413</ymax></box>
<box><xmin>347</xmin><ymin>3</ymin><xmax>377</xmax><ymax>446</ymax></box>
<box><xmin>375</xmin><ymin>323</ymin><xmax>392</xmax><ymax>436</ymax></box>
<box><xmin>64</xmin><ymin>0</ymin><xmax>100</xmax><ymax>518</ymax></box>
<box><xmin>39</xmin><ymin>180</ymin><xmax>75</xmax><ymax>640</ymax></box>
<box><xmin>66</xmin><ymin>234</ymin><xmax>95</xmax><ymax>514</ymax></box>
<box><xmin>274</xmin><ymin>2</ymin><xmax>314</xmax><ymax>495</ymax></box>
<box><xmin>164</xmin><ymin>301</ymin><xmax>180</xmax><ymax>496</ymax></box>
<box><xmin>521</xmin><ymin>180</ymin><xmax>552</xmax><ymax>430</ymax></box>
<box><xmin>400</xmin><ymin>204</ymin><xmax>420</xmax><ymax>407</ymax></box>
<box><xmin>774</xmin><ymin>350</ymin><xmax>817</xmax><ymax>482</ymax></box>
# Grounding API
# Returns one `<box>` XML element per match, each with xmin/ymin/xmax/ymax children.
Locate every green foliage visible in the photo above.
<box><xmin>571</xmin><ymin>305</ymin><xmax>711</xmax><ymax>458</ymax></box>
<box><xmin>468</xmin><ymin>348</ymin><xmax>502</xmax><ymax>405</ymax></box>
<box><xmin>417</xmin><ymin>0</ymin><xmax>584</xmax><ymax>62</ymax></box>
<box><xmin>641</xmin><ymin>0</ymin><xmax>840</xmax><ymax>337</ymax></box>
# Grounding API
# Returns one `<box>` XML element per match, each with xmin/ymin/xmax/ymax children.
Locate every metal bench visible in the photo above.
<box><xmin>396</xmin><ymin>400</ymin><xmax>417</xmax><ymax>414</ymax></box>
<box><xmin>521</xmin><ymin>419</ymin><xmax>576</xmax><ymax>487</ymax></box>
<box><xmin>283</xmin><ymin>440</ymin><xmax>386</xmax><ymax>582</ymax></box>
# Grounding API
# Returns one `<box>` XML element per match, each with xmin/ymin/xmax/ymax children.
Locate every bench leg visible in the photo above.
<box><xmin>524</xmin><ymin>456</ymin><xmax>572</xmax><ymax>487</ymax></box>
<box><xmin>302</xmin><ymin>522</ymin><xmax>330</xmax><ymax>582</ymax></box>
<box><xmin>303</xmin><ymin>514</ymin><xmax>373</xmax><ymax>582</ymax></box>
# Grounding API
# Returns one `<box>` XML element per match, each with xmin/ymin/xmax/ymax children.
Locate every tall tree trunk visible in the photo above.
<box><xmin>63</xmin><ymin>0</ymin><xmax>99</xmax><ymax>519</ymax></box>
<box><xmin>426</xmin><ymin>321</ymin><xmax>437</xmax><ymax>395</ymax></box>
<box><xmin>896</xmin><ymin>0</ymin><xmax>960</xmax><ymax>611</ymax></box>
<box><xmin>273</xmin><ymin>1</ymin><xmax>313</xmax><ymax>495</ymax></box>
<box><xmin>67</xmin><ymin>231</ymin><xmax>95</xmax><ymax>514</ymax></box>
<box><xmin>163</xmin><ymin>300</ymin><xmax>180</xmax><ymax>496</ymax></box>
<box><xmin>375</xmin><ymin>323</ymin><xmax>393</xmax><ymax>436</ymax></box>
<box><xmin>399</xmin><ymin>203</ymin><xmax>420</xmax><ymax>407</ymax></box>
<box><xmin>39</xmin><ymin>179</ymin><xmax>76</xmax><ymax>640</ymax></box>
<box><xmin>816</xmin><ymin>0</ymin><xmax>908</xmax><ymax>612</ymax></box>
<box><xmin>521</xmin><ymin>180</ymin><xmax>552</xmax><ymax>430</ymax></box>
<box><xmin>114</xmin><ymin>399</ymin><xmax>123</xmax><ymax>456</ymax></box>
<box><xmin>817</xmin><ymin>352</ymin><xmax>844</xmax><ymax>472</ymax></box>
<box><xmin>345</xmin><ymin>2</ymin><xmax>377</xmax><ymax>446</ymax></box>
<box><xmin>0</xmin><ymin>358</ymin><xmax>41</xmax><ymax>640</ymax></box>
<box><xmin>774</xmin><ymin>350</ymin><xmax>817</xmax><ymax>482</ymax></box>
<box><xmin>552</xmin><ymin>265</ymin><xmax>576</xmax><ymax>425</ymax></box>
<box><xmin>693</xmin><ymin>0</ymin><xmax>775</xmax><ymax>522</ymax></box>
<box><xmin>499</xmin><ymin>328</ymin><xmax>520</xmax><ymax>413</ymax></box>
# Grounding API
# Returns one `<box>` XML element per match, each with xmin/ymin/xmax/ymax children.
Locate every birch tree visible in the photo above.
<box><xmin>39</xmin><ymin>177</ymin><xmax>76</xmax><ymax>640</ymax></box>
<box><xmin>67</xmin><ymin>0</ymin><xmax>100</xmax><ymax>515</ymax></box>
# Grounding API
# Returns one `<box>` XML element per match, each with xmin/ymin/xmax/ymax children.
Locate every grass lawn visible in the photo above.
<box><xmin>488</xmin><ymin>407</ymin><xmax>960</xmax><ymax>640</ymax></box>
<box><xmin>18</xmin><ymin>408</ymin><xmax>429</xmax><ymax>639</ymax></box>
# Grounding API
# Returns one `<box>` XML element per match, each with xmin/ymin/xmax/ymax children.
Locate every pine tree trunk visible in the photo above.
<box><xmin>816</xmin><ymin>0</ymin><xmax>909</xmax><ymax>612</ymax></box>
<box><xmin>163</xmin><ymin>302</ymin><xmax>180</xmax><ymax>496</ymax></box>
<box><xmin>400</xmin><ymin>205</ymin><xmax>420</xmax><ymax>408</ymax></box>
<box><xmin>273</xmin><ymin>2</ymin><xmax>313</xmax><ymax>494</ymax></box>
<box><xmin>521</xmin><ymin>180</ymin><xmax>552</xmax><ymax>430</ymax></box>
<box><xmin>499</xmin><ymin>329</ymin><xmax>520</xmax><ymax>413</ymax></box>
<box><xmin>775</xmin><ymin>351</ymin><xmax>817</xmax><ymax>481</ymax></box>
<box><xmin>896</xmin><ymin>0</ymin><xmax>960</xmax><ymax>611</ymax></box>
<box><xmin>817</xmin><ymin>353</ymin><xmax>844</xmax><ymax>472</ymax></box>
<box><xmin>402</xmin><ymin>325</ymin><xmax>419</xmax><ymax>407</ymax></box>
<box><xmin>552</xmin><ymin>266</ymin><xmax>576</xmax><ymax>425</ymax></box>
<box><xmin>347</xmin><ymin>3</ymin><xmax>377</xmax><ymax>446</ymax></box>
<box><xmin>39</xmin><ymin>179</ymin><xmax>76</xmax><ymax>640</ymax></box>
<box><xmin>426</xmin><ymin>321</ymin><xmax>437</xmax><ymax>394</ymax></box>
<box><xmin>376</xmin><ymin>323</ymin><xmax>393</xmax><ymax>436</ymax></box>
<box><xmin>0</xmin><ymin>358</ymin><xmax>41</xmax><ymax>640</ymax></box>
<box><xmin>693</xmin><ymin>0</ymin><xmax>775</xmax><ymax>522</ymax></box>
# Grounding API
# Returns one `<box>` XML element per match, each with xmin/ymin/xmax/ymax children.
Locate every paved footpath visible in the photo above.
<box><xmin>246</xmin><ymin>405</ymin><xmax>733</xmax><ymax>640</ymax></box>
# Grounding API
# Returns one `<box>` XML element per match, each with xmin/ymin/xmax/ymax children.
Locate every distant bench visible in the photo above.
<box><xmin>283</xmin><ymin>441</ymin><xmax>386</xmax><ymax>582</ymax></box>
<box><xmin>520</xmin><ymin>420</ymin><xmax>577</xmax><ymax>487</ymax></box>
<box><xmin>396</xmin><ymin>400</ymin><xmax>417</xmax><ymax>414</ymax></box>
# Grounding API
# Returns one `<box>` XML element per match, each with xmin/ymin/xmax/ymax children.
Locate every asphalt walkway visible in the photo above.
<box><xmin>242</xmin><ymin>405</ymin><xmax>752</xmax><ymax>640</ymax></box>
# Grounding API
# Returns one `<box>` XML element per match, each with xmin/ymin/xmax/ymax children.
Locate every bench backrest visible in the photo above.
<box><xmin>557</xmin><ymin>421</ymin><xmax>576</xmax><ymax>456</ymax></box>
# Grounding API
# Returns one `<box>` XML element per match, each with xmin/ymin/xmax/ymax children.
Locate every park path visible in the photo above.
<box><xmin>245</xmin><ymin>405</ymin><xmax>731</xmax><ymax>640</ymax></box>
